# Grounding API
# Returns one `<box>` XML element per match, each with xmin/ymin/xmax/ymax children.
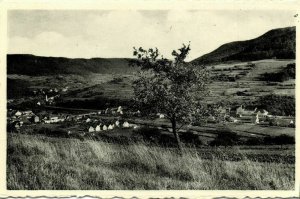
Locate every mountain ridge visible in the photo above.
<box><xmin>191</xmin><ymin>26</ymin><xmax>296</xmax><ymax>65</ymax></box>
<box><xmin>7</xmin><ymin>26</ymin><xmax>296</xmax><ymax>76</ymax></box>
<box><xmin>7</xmin><ymin>54</ymin><xmax>136</xmax><ymax>76</ymax></box>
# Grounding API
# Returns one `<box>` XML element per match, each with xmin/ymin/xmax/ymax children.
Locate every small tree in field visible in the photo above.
<box><xmin>131</xmin><ymin>43</ymin><xmax>210</xmax><ymax>152</ymax></box>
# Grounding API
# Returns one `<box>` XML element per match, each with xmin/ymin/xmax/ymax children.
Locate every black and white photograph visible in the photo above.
<box><xmin>4</xmin><ymin>5</ymin><xmax>298</xmax><ymax>192</ymax></box>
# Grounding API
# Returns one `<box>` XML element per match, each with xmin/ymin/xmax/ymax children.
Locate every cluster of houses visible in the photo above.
<box><xmin>32</xmin><ymin>87</ymin><xmax>69</xmax><ymax>96</ymax></box>
<box><xmin>7</xmin><ymin>110</ymin><xmax>40</xmax><ymax>130</ymax></box>
<box><xmin>235</xmin><ymin>105</ymin><xmax>294</xmax><ymax>126</ymax></box>
<box><xmin>66</xmin><ymin>106</ymin><xmax>126</xmax><ymax>122</ymax></box>
<box><xmin>32</xmin><ymin>87</ymin><xmax>69</xmax><ymax>106</ymax></box>
<box><xmin>86</xmin><ymin>120</ymin><xmax>138</xmax><ymax>133</ymax></box>
<box><xmin>7</xmin><ymin>105</ymin><xmax>140</xmax><ymax>133</ymax></box>
<box><xmin>8</xmin><ymin>109</ymin><xmax>70</xmax><ymax>128</ymax></box>
<box><xmin>235</xmin><ymin>105</ymin><xmax>269</xmax><ymax>123</ymax></box>
<box><xmin>206</xmin><ymin>105</ymin><xmax>294</xmax><ymax>127</ymax></box>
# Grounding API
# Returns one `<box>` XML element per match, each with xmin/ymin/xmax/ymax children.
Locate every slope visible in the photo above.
<box><xmin>7</xmin><ymin>54</ymin><xmax>136</xmax><ymax>76</ymax></box>
<box><xmin>191</xmin><ymin>26</ymin><xmax>295</xmax><ymax>65</ymax></box>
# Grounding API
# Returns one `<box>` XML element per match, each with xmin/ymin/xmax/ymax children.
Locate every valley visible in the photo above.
<box><xmin>6</xmin><ymin>25</ymin><xmax>296</xmax><ymax>190</ymax></box>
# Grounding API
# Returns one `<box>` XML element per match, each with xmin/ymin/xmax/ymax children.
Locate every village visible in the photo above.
<box><xmin>7</xmin><ymin>99</ymin><xmax>295</xmax><ymax>139</ymax></box>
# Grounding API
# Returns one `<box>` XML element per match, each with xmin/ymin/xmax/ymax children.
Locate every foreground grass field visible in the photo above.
<box><xmin>7</xmin><ymin>133</ymin><xmax>294</xmax><ymax>190</ymax></box>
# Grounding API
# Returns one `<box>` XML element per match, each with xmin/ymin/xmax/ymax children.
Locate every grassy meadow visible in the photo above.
<box><xmin>7</xmin><ymin>133</ymin><xmax>294</xmax><ymax>190</ymax></box>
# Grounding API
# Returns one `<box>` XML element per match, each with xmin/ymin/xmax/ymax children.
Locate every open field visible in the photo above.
<box><xmin>8</xmin><ymin>59</ymin><xmax>295</xmax><ymax>103</ymax></box>
<box><xmin>7</xmin><ymin>133</ymin><xmax>295</xmax><ymax>190</ymax></box>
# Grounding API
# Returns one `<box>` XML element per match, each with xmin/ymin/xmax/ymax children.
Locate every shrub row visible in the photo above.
<box><xmin>12</xmin><ymin>126</ymin><xmax>295</xmax><ymax>147</ymax></box>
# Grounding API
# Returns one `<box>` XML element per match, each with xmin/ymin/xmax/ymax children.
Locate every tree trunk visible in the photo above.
<box><xmin>171</xmin><ymin>119</ymin><xmax>183</xmax><ymax>154</ymax></box>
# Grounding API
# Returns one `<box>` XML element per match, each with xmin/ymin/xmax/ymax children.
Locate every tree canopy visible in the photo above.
<box><xmin>131</xmin><ymin>43</ymin><xmax>210</xmax><ymax>151</ymax></box>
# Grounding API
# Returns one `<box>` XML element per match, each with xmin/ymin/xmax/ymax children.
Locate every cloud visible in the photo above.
<box><xmin>8</xmin><ymin>10</ymin><xmax>295</xmax><ymax>60</ymax></box>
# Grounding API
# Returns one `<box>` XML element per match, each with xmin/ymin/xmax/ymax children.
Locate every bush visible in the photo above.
<box><xmin>210</xmin><ymin>128</ymin><xmax>240</xmax><ymax>146</ymax></box>
<box><xmin>133</xmin><ymin>127</ymin><xmax>176</xmax><ymax>146</ymax></box>
<box><xmin>264</xmin><ymin>134</ymin><xmax>294</xmax><ymax>145</ymax></box>
<box><xmin>134</xmin><ymin>126</ymin><xmax>162</xmax><ymax>143</ymax></box>
<box><xmin>180</xmin><ymin>131</ymin><xmax>202</xmax><ymax>147</ymax></box>
<box><xmin>37</xmin><ymin>127</ymin><xmax>68</xmax><ymax>138</ymax></box>
<box><xmin>244</xmin><ymin>137</ymin><xmax>264</xmax><ymax>145</ymax></box>
<box><xmin>259</xmin><ymin>63</ymin><xmax>295</xmax><ymax>82</ymax></box>
<box><xmin>256</xmin><ymin>94</ymin><xmax>295</xmax><ymax>116</ymax></box>
<box><xmin>134</xmin><ymin>126</ymin><xmax>188</xmax><ymax>147</ymax></box>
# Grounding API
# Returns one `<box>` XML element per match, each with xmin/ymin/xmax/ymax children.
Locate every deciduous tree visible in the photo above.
<box><xmin>131</xmin><ymin>43</ymin><xmax>210</xmax><ymax>152</ymax></box>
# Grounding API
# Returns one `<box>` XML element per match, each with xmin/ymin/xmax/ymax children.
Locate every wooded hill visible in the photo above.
<box><xmin>191</xmin><ymin>26</ymin><xmax>295</xmax><ymax>65</ymax></box>
<box><xmin>7</xmin><ymin>54</ymin><xmax>135</xmax><ymax>76</ymax></box>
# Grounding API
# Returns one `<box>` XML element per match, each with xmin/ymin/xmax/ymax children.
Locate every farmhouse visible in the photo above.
<box><xmin>88</xmin><ymin>126</ymin><xmax>95</xmax><ymax>132</ymax></box>
<box><xmin>51</xmin><ymin>116</ymin><xmax>63</xmax><ymax>123</ymax></box>
<box><xmin>15</xmin><ymin>111</ymin><xmax>22</xmax><ymax>117</ymax></box>
<box><xmin>207</xmin><ymin>115</ymin><xmax>216</xmax><ymax>123</ymax></box>
<box><xmin>236</xmin><ymin>105</ymin><xmax>256</xmax><ymax>116</ymax></box>
<box><xmin>76</xmin><ymin>115</ymin><xmax>83</xmax><ymax>120</ymax></box>
<box><xmin>254</xmin><ymin>109</ymin><xmax>269</xmax><ymax>118</ymax></box>
<box><xmin>123</xmin><ymin>121</ymin><xmax>130</xmax><ymax>128</ymax></box>
<box><xmin>108</xmin><ymin>124</ymin><xmax>114</xmax><ymax>130</ymax></box>
<box><xmin>227</xmin><ymin>116</ymin><xmax>238</xmax><ymax>123</ymax></box>
<box><xmin>117</xmin><ymin>106</ymin><xmax>123</xmax><ymax>115</ymax></box>
<box><xmin>31</xmin><ymin>115</ymin><xmax>40</xmax><ymax>123</ymax></box>
<box><xmin>134</xmin><ymin>110</ymin><xmax>141</xmax><ymax>116</ymax></box>
<box><xmin>103</xmin><ymin>125</ymin><xmax>108</xmax><ymax>131</ymax></box>
<box><xmin>157</xmin><ymin>113</ymin><xmax>165</xmax><ymax>119</ymax></box>
<box><xmin>23</xmin><ymin>110</ymin><xmax>33</xmax><ymax>116</ymax></box>
<box><xmin>86</xmin><ymin>118</ymin><xmax>91</xmax><ymax>123</ymax></box>
<box><xmin>62</xmin><ymin>87</ymin><xmax>68</xmax><ymax>92</ymax></box>
<box><xmin>43</xmin><ymin>116</ymin><xmax>65</xmax><ymax>124</ymax></box>
<box><xmin>251</xmin><ymin>114</ymin><xmax>260</xmax><ymax>124</ymax></box>
<box><xmin>95</xmin><ymin>125</ymin><xmax>101</xmax><ymax>132</ymax></box>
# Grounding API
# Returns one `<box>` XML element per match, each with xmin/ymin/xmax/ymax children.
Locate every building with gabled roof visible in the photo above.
<box><xmin>123</xmin><ymin>121</ymin><xmax>130</xmax><ymax>128</ymax></box>
<box><xmin>88</xmin><ymin>126</ymin><xmax>95</xmax><ymax>132</ymax></box>
<box><xmin>102</xmin><ymin>125</ymin><xmax>108</xmax><ymax>131</ymax></box>
<box><xmin>95</xmin><ymin>125</ymin><xmax>101</xmax><ymax>132</ymax></box>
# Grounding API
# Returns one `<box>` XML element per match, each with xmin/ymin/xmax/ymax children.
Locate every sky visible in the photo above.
<box><xmin>8</xmin><ymin>10</ymin><xmax>296</xmax><ymax>61</ymax></box>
